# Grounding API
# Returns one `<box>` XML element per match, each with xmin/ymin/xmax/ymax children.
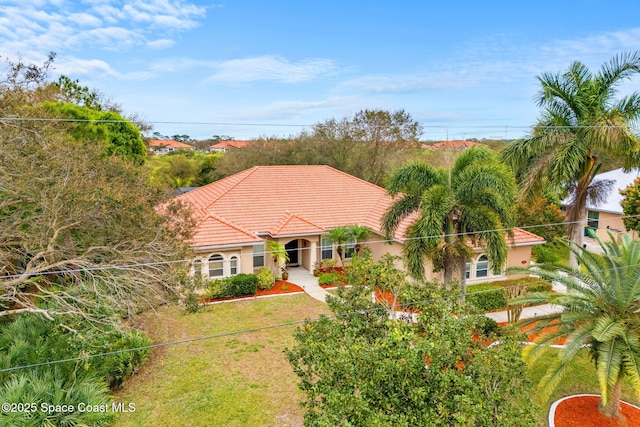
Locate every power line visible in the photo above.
<box><xmin>1</xmin><ymin>258</ymin><xmax>637</xmax><ymax>374</ymax></box>
<box><xmin>1</xmin><ymin>116</ymin><xmax>640</xmax><ymax>131</ymax></box>
<box><xmin>1</xmin><ymin>213</ymin><xmax>637</xmax><ymax>280</ymax></box>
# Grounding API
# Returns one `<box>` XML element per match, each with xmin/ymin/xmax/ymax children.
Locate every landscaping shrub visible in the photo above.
<box><xmin>474</xmin><ymin>316</ymin><xmax>500</xmax><ymax>337</ymax></box>
<box><xmin>206</xmin><ymin>278</ymin><xmax>230</xmax><ymax>299</ymax></box>
<box><xmin>467</xmin><ymin>283</ymin><xmax>506</xmax><ymax>312</ymax></box>
<box><xmin>467</xmin><ymin>277</ymin><xmax>553</xmax><ymax>312</ymax></box>
<box><xmin>228</xmin><ymin>274</ymin><xmax>258</xmax><ymax>296</ymax></box>
<box><xmin>257</xmin><ymin>267</ymin><xmax>275</xmax><ymax>290</ymax></box>
<box><xmin>318</xmin><ymin>272</ymin><xmax>340</xmax><ymax>286</ymax></box>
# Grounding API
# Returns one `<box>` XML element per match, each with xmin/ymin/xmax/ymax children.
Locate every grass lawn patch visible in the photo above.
<box><xmin>528</xmin><ymin>348</ymin><xmax>640</xmax><ymax>426</ymax></box>
<box><xmin>113</xmin><ymin>294</ymin><xmax>329</xmax><ymax>427</ymax></box>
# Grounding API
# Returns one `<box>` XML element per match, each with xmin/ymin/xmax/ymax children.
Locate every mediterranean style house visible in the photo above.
<box><xmin>173</xmin><ymin>165</ymin><xmax>545</xmax><ymax>284</ymax></box>
<box><xmin>148</xmin><ymin>139</ymin><xmax>194</xmax><ymax>155</ymax></box>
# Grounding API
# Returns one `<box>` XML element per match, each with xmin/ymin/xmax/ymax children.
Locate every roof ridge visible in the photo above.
<box><xmin>203</xmin><ymin>212</ymin><xmax>259</xmax><ymax>240</ymax></box>
<box><xmin>269</xmin><ymin>211</ymin><xmax>327</xmax><ymax>236</ymax></box>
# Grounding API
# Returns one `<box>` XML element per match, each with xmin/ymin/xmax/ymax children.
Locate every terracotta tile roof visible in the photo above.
<box><xmin>148</xmin><ymin>139</ymin><xmax>193</xmax><ymax>149</ymax></box>
<box><xmin>211</xmin><ymin>140</ymin><xmax>251</xmax><ymax>149</ymax></box>
<box><xmin>508</xmin><ymin>228</ymin><xmax>547</xmax><ymax>246</ymax></box>
<box><xmin>191</xmin><ymin>214</ymin><xmax>262</xmax><ymax>248</ymax></box>
<box><xmin>428</xmin><ymin>140</ymin><xmax>481</xmax><ymax>149</ymax></box>
<box><xmin>269</xmin><ymin>212</ymin><xmax>327</xmax><ymax>236</ymax></box>
<box><xmin>174</xmin><ymin>165</ymin><xmax>545</xmax><ymax>249</ymax></box>
<box><xmin>176</xmin><ymin>165</ymin><xmax>400</xmax><ymax>248</ymax></box>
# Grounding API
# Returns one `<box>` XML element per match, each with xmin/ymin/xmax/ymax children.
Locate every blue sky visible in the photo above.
<box><xmin>2</xmin><ymin>0</ymin><xmax>640</xmax><ymax>140</ymax></box>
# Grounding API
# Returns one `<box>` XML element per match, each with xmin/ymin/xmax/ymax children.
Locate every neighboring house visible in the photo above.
<box><xmin>148</xmin><ymin>139</ymin><xmax>194</xmax><ymax>155</ymax></box>
<box><xmin>423</xmin><ymin>140</ymin><xmax>481</xmax><ymax>149</ymax></box>
<box><xmin>562</xmin><ymin>168</ymin><xmax>640</xmax><ymax>239</ymax></box>
<box><xmin>173</xmin><ymin>165</ymin><xmax>545</xmax><ymax>283</ymax></box>
<box><xmin>210</xmin><ymin>140</ymin><xmax>251</xmax><ymax>153</ymax></box>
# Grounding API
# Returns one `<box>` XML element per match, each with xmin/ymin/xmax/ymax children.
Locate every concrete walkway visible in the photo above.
<box><xmin>287</xmin><ymin>267</ymin><xmax>331</xmax><ymax>302</ymax></box>
<box><xmin>288</xmin><ymin>266</ymin><xmax>568</xmax><ymax>322</ymax></box>
<box><xmin>484</xmin><ymin>278</ymin><xmax>567</xmax><ymax>322</ymax></box>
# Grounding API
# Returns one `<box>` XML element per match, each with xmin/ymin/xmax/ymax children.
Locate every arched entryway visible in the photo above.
<box><xmin>283</xmin><ymin>238</ymin><xmax>316</xmax><ymax>273</ymax></box>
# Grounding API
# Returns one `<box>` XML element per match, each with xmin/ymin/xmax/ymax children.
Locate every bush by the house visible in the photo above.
<box><xmin>467</xmin><ymin>277</ymin><xmax>553</xmax><ymax>312</ymax></box>
<box><xmin>318</xmin><ymin>272</ymin><xmax>340</xmax><ymax>286</ymax></box>
<box><xmin>206</xmin><ymin>274</ymin><xmax>259</xmax><ymax>298</ymax></box>
<box><xmin>206</xmin><ymin>278</ymin><xmax>231</xmax><ymax>299</ymax></box>
<box><xmin>257</xmin><ymin>267</ymin><xmax>275</xmax><ymax>290</ymax></box>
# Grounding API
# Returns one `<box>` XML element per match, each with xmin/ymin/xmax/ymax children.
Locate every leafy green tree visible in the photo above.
<box><xmin>43</xmin><ymin>101</ymin><xmax>147</xmax><ymax>163</ymax></box>
<box><xmin>383</xmin><ymin>146</ymin><xmax>516</xmax><ymax>301</ymax></box>
<box><xmin>501</xmin><ymin>52</ymin><xmax>640</xmax><ymax>267</ymax></box>
<box><xmin>287</xmin><ymin>250</ymin><xmax>536</xmax><ymax>426</ymax></box>
<box><xmin>514</xmin><ymin>234</ymin><xmax>640</xmax><ymax>419</ymax></box>
<box><xmin>620</xmin><ymin>177</ymin><xmax>640</xmax><ymax>233</ymax></box>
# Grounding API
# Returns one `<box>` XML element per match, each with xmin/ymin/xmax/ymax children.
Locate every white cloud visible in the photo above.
<box><xmin>224</xmin><ymin>96</ymin><xmax>363</xmax><ymax>120</ymax></box>
<box><xmin>207</xmin><ymin>55</ymin><xmax>337</xmax><ymax>83</ymax></box>
<box><xmin>147</xmin><ymin>38</ymin><xmax>175</xmax><ymax>49</ymax></box>
<box><xmin>0</xmin><ymin>0</ymin><xmax>207</xmax><ymax>54</ymax></box>
<box><xmin>54</xmin><ymin>57</ymin><xmax>153</xmax><ymax>80</ymax></box>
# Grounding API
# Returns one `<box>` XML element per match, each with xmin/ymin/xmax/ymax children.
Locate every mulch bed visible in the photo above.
<box><xmin>553</xmin><ymin>395</ymin><xmax>640</xmax><ymax>427</ymax></box>
<box><xmin>200</xmin><ymin>280</ymin><xmax>303</xmax><ymax>304</ymax></box>
<box><xmin>497</xmin><ymin>321</ymin><xmax>567</xmax><ymax>345</ymax></box>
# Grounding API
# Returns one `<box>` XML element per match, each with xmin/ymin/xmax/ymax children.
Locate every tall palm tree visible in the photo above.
<box><xmin>514</xmin><ymin>234</ymin><xmax>640</xmax><ymax>420</ymax></box>
<box><xmin>501</xmin><ymin>51</ymin><xmax>640</xmax><ymax>268</ymax></box>
<box><xmin>382</xmin><ymin>147</ymin><xmax>516</xmax><ymax>300</ymax></box>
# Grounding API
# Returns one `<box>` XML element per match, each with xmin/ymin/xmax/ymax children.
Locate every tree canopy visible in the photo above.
<box><xmin>382</xmin><ymin>146</ymin><xmax>516</xmax><ymax>300</ymax></box>
<box><xmin>287</xmin><ymin>250</ymin><xmax>536</xmax><ymax>426</ymax></box>
<box><xmin>501</xmin><ymin>51</ymin><xmax>640</xmax><ymax>267</ymax></box>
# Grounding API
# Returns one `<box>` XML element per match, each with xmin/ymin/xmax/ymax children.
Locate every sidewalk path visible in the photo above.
<box><xmin>287</xmin><ymin>267</ymin><xmax>330</xmax><ymax>303</ymax></box>
<box><xmin>484</xmin><ymin>276</ymin><xmax>567</xmax><ymax>322</ymax></box>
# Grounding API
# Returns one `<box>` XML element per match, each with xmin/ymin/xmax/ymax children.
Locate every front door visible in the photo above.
<box><xmin>285</xmin><ymin>240</ymin><xmax>299</xmax><ymax>266</ymax></box>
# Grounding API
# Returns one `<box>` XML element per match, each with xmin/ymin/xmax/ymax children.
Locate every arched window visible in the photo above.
<box><xmin>229</xmin><ymin>256</ymin><xmax>239</xmax><ymax>276</ymax></box>
<box><xmin>208</xmin><ymin>254</ymin><xmax>224</xmax><ymax>278</ymax></box>
<box><xmin>476</xmin><ymin>255</ymin><xmax>489</xmax><ymax>278</ymax></box>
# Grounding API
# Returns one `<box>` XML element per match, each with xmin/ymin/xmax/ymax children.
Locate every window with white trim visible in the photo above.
<box><xmin>208</xmin><ymin>254</ymin><xmax>224</xmax><ymax>278</ymax></box>
<box><xmin>465</xmin><ymin>262</ymin><xmax>471</xmax><ymax>279</ymax></box>
<box><xmin>321</xmin><ymin>237</ymin><xmax>333</xmax><ymax>260</ymax></box>
<box><xmin>230</xmin><ymin>256</ymin><xmax>239</xmax><ymax>276</ymax></box>
<box><xmin>253</xmin><ymin>243</ymin><xmax>265</xmax><ymax>268</ymax></box>
<box><xmin>476</xmin><ymin>255</ymin><xmax>489</xmax><ymax>278</ymax></box>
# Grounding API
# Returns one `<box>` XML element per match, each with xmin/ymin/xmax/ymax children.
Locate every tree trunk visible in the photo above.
<box><xmin>598</xmin><ymin>377</ymin><xmax>623</xmax><ymax>420</ymax></box>
<box><xmin>458</xmin><ymin>257</ymin><xmax>467</xmax><ymax>306</ymax></box>
<box><xmin>568</xmin><ymin>206</ymin><xmax>586</xmax><ymax>269</ymax></box>
<box><xmin>443</xmin><ymin>263</ymin><xmax>454</xmax><ymax>288</ymax></box>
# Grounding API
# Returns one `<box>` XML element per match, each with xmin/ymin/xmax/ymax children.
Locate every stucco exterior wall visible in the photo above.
<box><xmin>193</xmin><ymin>246</ymin><xmax>254</xmax><ymax>280</ymax></box>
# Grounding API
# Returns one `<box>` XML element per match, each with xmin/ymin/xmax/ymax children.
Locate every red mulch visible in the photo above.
<box><xmin>374</xmin><ymin>289</ymin><xmax>420</xmax><ymax>313</ymax></box>
<box><xmin>200</xmin><ymin>280</ymin><xmax>303</xmax><ymax>303</ymax></box>
<box><xmin>554</xmin><ymin>395</ymin><xmax>640</xmax><ymax>427</ymax></box>
<box><xmin>257</xmin><ymin>280</ymin><xmax>303</xmax><ymax>296</ymax></box>
<box><xmin>498</xmin><ymin>321</ymin><xmax>568</xmax><ymax>345</ymax></box>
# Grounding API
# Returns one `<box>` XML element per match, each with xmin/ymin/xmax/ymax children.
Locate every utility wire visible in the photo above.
<box><xmin>1</xmin><ymin>259</ymin><xmax>638</xmax><ymax>374</ymax></box>
<box><xmin>1</xmin><ymin>116</ymin><xmax>640</xmax><ymax>131</ymax></box>
<box><xmin>1</xmin><ymin>213</ymin><xmax>638</xmax><ymax>280</ymax></box>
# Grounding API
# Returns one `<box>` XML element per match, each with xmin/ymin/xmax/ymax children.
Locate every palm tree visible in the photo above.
<box><xmin>382</xmin><ymin>146</ymin><xmax>516</xmax><ymax>301</ymax></box>
<box><xmin>501</xmin><ymin>51</ymin><xmax>640</xmax><ymax>268</ymax></box>
<box><xmin>326</xmin><ymin>226</ymin><xmax>352</xmax><ymax>267</ymax></box>
<box><xmin>514</xmin><ymin>234</ymin><xmax>640</xmax><ymax>420</ymax></box>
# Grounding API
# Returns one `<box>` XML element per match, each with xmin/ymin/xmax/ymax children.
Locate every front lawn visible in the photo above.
<box><xmin>113</xmin><ymin>295</ymin><xmax>329</xmax><ymax>427</ymax></box>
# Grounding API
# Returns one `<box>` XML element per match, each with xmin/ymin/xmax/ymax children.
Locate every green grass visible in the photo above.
<box><xmin>114</xmin><ymin>295</ymin><xmax>640</xmax><ymax>426</ymax></box>
<box><xmin>113</xmin><ymin>295</ymin><xmax>329</xmax><ymax>427</ymax></box>
<box><xmin>527</xmin><ymin>348</ymin><xmax>640</xmax><ymax>426</ymax></box>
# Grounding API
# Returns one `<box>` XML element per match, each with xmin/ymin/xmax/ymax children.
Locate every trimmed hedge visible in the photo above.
<box><xmin>467</xmin><ymin>276</ymin><xmax>552</xmax><ymax>312</ymax></box>
<box><xmin>207</xmin><ymin>274</ymin><xmax>258</xmax><ymax>299</ymax></box>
